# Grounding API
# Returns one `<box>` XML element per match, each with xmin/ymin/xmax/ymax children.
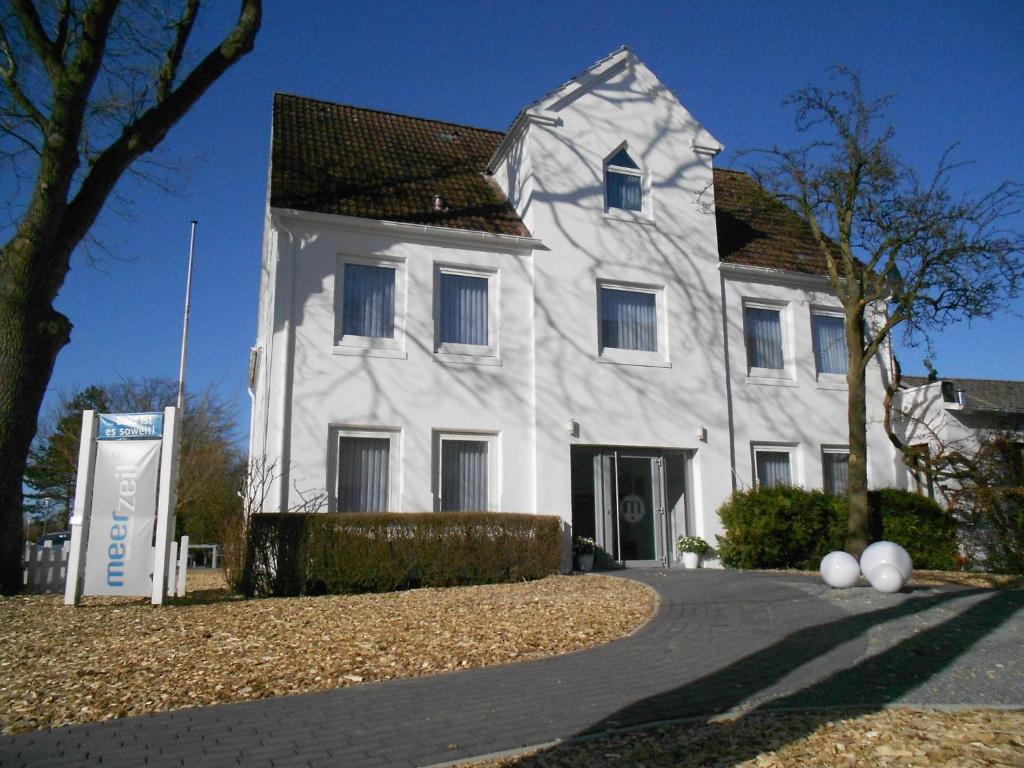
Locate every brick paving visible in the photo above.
<box><xmin>1</xmin><ymin>570</ymin><xmax>1021</xmax><ymax>767</ymax></box>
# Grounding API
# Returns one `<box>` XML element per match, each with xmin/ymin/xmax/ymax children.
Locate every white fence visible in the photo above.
<box><xmin>23</xmin><ymin>544</ymin><xmax>69</xmax><ymax>594</ymax></box>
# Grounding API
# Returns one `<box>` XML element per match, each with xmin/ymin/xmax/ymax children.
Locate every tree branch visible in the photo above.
<box><xmin>62</xmin><ymin>0</ymin><xmax>261</xmax><ymax>249</ymax></box>
<box><xmin>156</xmin><ymin>0</ymin><xmax>199</xmax><ymax>104</ymax></box>
<box><xmin>10</xmin><ymin>0</ymin><xmax>62</xmax><ymax>77</ymax></box>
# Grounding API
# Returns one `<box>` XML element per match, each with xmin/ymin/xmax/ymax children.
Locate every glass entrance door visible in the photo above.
<box><xmin>594</xmin><ymin>450</ymin><xmax>667</xmax><ymax>566</ymax></box>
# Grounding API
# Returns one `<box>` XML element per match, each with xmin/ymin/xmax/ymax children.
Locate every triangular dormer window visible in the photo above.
<box><xmin>605</xmin><ymin>146</ymin><xmax>643</xmax><ymax>213</ymax></box>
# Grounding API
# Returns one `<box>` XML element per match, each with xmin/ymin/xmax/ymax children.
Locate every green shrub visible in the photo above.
<box><xmin>716</xmin><ymin>486</ymin><xmax>959</xmax><ymax>572</ymax></box>
<box><xmin>241</xmin><ymin>512</ymin><xmax>563</xmax><ymax>597</ymax></box>
<box><xmin>716</xmin><ymin>486</ymin><xmax>846</xmax><ymax>570</ymax></box>
<box><xmin>868</xmin><ymin>489</ymin><xmax>958</xmax><ymax>570</ymax></box>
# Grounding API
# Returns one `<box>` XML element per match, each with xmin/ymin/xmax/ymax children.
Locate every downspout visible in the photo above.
<box><xmin>719</xmin><ymin>271</ymin><xmax>738</xmax><ymax>491</ymax></box>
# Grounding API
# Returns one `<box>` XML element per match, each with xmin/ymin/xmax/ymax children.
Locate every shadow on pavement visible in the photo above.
<box><xmin>497</xmin><ymin>586</ymin><xmax>1024</xmax><ymax>766</ymax></box>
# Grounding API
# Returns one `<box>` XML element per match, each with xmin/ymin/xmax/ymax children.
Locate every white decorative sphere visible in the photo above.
<box><xmin>868</xmin><ymin>562</ymin><xmax>905</xmax><ymax>593</ymax></box>
<box><xmin>820</xmin><ymin>551</ymin><xmax>861</xmax><ymax>588</ymax></box>
<box><xmin>860</xmin><ymin>541</ymin><xmax>913</xmax><ymax>581</ymax></box>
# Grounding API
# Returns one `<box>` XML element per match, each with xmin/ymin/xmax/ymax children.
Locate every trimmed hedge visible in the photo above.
<box><xmin>240</xmin><ymin>512</ymin><xmax>563</xmax><ymax>597</ymax></box>
<box><xmin>716</xmin><ymin>487</ymin><xmax>957</xmax><ymax>571</ymax></box>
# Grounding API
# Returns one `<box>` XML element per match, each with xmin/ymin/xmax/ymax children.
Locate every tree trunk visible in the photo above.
<box><xmin>0</xmin><ymin>237</ymin><xmax>72</xmax><ymax>594</ymax></box>
<box><xmin>845</xmin><ymin>311</ymin><xmax>870</xmax><ymax>558</ymax></box>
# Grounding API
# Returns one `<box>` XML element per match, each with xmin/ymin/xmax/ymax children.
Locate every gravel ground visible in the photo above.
<box><xmin>0</xmin><ymin>572</ymin><xmax>655</xmax><ymax>734</ymax></box>
<box><xmin>468</xmin><ymin>708</ymin><xmax>1024</xmax><ymax>767</ymax></box>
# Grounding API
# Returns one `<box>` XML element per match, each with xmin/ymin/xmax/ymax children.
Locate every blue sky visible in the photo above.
<box><xmin>33</xmin><ymin>0</ymin><xmax>1024</xmax><ymax>441</ymax></box>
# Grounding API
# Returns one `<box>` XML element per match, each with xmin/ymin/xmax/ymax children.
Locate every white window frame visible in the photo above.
<box><xmin>810</xmin><ymin>307</ymin><xmax>848</xmax><ymax>387</ymax></box>
<box><xmin>333</xmin><ymin>255</ymin><xmax>407</xmax><ymax>359</ymax></box>
<box><xmin>433</xmin><ymin>264</ymin><xmax>500</xmax><ymax>365</ymax></box>
<box><xmin>596</xmin><ymin>279</ymin><xmax>670</xmax><ymax>368</ymax></box>
<box><xmin>433</xmin><ymin>430</ymin><xmax>501</xmax><ymax>512</ymax></box>
<box><xmin>742</xmin><ymin>299</ymin><xmax>793</xmax><ymax>383</ymax></box>
<box><xmin>326</xmin><ymin>426</ymin><xmax>401</xmax><ymax>513</ymax></box>
<box><xmin>603</xmin><ymin>144</ymin><xmax>652</xmax><ymax>223</ymax></box>
<box><xmin>751</xmin><ymin>442</ymin><xmax>800</xmax><ymax>488</ymax></box>
<box><xmin>821</xmin><ymin>446</ymin><xmax>850</xmax><ymax>495</ymax></box>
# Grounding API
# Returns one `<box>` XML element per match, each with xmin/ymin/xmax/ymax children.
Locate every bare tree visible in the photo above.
<box><xmin>0</xmin><ymin>1</ymin><xmax>261</xmax><ymax>593</ymax></box>
<box><xmin>749</xmin><ymin>68</ymin><xmax>1023</xmax><ymax>557</ymax></box>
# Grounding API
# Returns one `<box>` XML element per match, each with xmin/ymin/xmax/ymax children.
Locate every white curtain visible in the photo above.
<box><xmin>813</xmin><ymin>314</ymin><xmax>848</xmax><ymax>375</ymax></box>
<box><xmin>745</xmin><ymin>307</ymin><xmax>783</xmax><ymax>369</ymax></box>
<box><xmin>607</xmin><ymin>171</ymin><xmax>642</xmax><ymax>211</ymax></box>
<box><xmin>337</xmin><ymin>437</ymin><xmax>390</xmax><ymax>512</ymax></box>
<box><xmin>823</xmin><ymin>452</ymin><xmax>849</xmax><ymax>494</ymax></box>
<box><xmin>440</xmin><ymin>274</ymin><xmax>488</xmax><ymax>345</ymax></box>
<box><xmin>441</xmin><ymin>440</ymin><xmax>488</xmax><ymax>511</ymax></box>
<box><xmin>343</xmin><ymin>264</ymin><xmax>394</xmax><ymax>338</ymax></box>
<box><xmin>756</xmin><ymin>451</ymin><xmax>791</xmax><ymax>487</ymax></box>
<box><xmin>601</xmin><ymin>288</ymin><xmax>657</xmax><ymax>352</ymax></box>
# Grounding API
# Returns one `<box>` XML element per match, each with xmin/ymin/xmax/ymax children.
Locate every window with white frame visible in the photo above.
<box><xmin>604</xmin><ymin>146</ymin><xmax>644</xmax><ymax>214</ymax></box>
<box><xmin>743</xmin><ymin>302</ymin><xmax>787</xmax><ymax>374</ymax></box>
<box><xmin>328</xmin><ymin>428</ymin><xmax>400</xmax><ymax>513</ymax></box>
<box><xmin>597</xmin><ymin>280</ymin><xmax>668</xmax><ymax>365</ymax></box>
<box><xmin>822</xmin><ymin>447</ymin><xmax>849</xmax><ymax>495</ymax></box>
<box><xmin>436</xmin><ymin>432</ymin><xmax>499</xmax><ymax>512</ymax></box>
<box><xmin>753</xmin><ymin>444</ymin><xmax>795</xmax><ymax>488</ymax></box>
<box><xmin>335</xmin><ymin>256</ymin><xmax>406</xmax><ymax>355</ymax></box>
<box><xmin>435</xmin><ymin>266</ymin><xmax>497</xmax><ymax>359</ymax></box>
<box><xmin>811</xmin><ymin>311</ymin><xmax>848</xmax><ymax>376</ymax></box>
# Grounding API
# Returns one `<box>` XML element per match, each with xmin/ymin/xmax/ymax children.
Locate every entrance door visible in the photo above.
<box><xmin>594</xmin><ymin>451</ymin><xmax>667</xmax><ymax>566</ymax></box>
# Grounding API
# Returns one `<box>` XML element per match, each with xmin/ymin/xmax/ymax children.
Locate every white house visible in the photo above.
<box><xmin>248</xmin><ymin>47</ymin><xmax>901</xmax><ymax>567</ymax></box>
<box><xmin>894</xmin><ymin>376</ymin><xmax>1024</xmax><ymax>501</ymax></box>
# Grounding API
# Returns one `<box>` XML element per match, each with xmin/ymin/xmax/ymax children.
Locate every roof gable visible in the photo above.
<box><xmin>270</xmin><ymin>94</ymin><xmax>530</xmax><ymax>237</ymax></box>
<box><xmin>489</xmin><ymin>47</ymin><xmax>722</xmax><ymax>172</ymax></box>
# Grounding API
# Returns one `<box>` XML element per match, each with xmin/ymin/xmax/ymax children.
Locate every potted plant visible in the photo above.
<box><xmin>677</xmin><ymin>535</ymin><xmax>710</xmax><ymax>569</ymax></box>
<box><xmin>573</xmin><ymin>536</ymin><xmax>597</xmax><ymax>572</ymax></box>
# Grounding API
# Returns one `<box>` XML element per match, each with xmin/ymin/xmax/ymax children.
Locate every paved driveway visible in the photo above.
<box><xmin>1</xmin><ymin>570</ymin><xmax>1021</xmax><ymax>767</ymax></box>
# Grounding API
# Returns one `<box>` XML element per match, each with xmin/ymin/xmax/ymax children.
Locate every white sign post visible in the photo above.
<box><xmin>64</xmin><ymin>407</ymin><xmax>182</xmax><ymax>606</ymax></box>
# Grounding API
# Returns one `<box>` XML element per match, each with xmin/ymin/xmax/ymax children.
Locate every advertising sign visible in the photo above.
<box><xmin>82</xmin><ymin>438</ymin><xmax>162</xmax><ymax>596</ymax></box>
<box><xmin>97</xmin><ymin>412</ymin><xmax>164</xmax><ymax>440</ymax></box>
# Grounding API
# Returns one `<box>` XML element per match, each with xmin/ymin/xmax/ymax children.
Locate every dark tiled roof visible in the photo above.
<box><xmin>713</xmin><ymin>168</ymin><xmax>838</xmax><ymax>275</ymax></box>
<box><xmin>271</xmin><ymin>94</ymin><xmax>530</xmax><ymax>237</ymax></box>
<box><xmin>902</xmin><ymin>376</ymin><xmax>1024</xmax><ymax>412</ymax></box>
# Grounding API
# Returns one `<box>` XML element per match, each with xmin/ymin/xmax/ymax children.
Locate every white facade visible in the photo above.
<box><xmin>893</xmin><ymin>380</ymin><xmax>1024</xmax><ymax>504</ymax></box>
<box><xmin>249</xmin><ymin>48</ymin><xmax>900</xmax><ymax>567</ymax></box>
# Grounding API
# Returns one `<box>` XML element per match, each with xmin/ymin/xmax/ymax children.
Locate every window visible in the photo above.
<box><xmin>605</xmin><ymin>146</ymin><xmax>644</xmax><ymax>214</ymax></box>
<box><xmin>822</xmin><ymin>448</ymin><xmax>849</xmax><ymax>495</ymax></box>
<box><xmin>753</xmin><ymin>445</ymin><xmax>795</xmax><ymax>487</ymax></box>
<box><xmin>812</xmin><ymin>311</ymin><xmax>848</xmax><ymax>376</ymax></box>
<box><xmin>744</xmin><ymin>304</ymin><xmax>785</xmax><ymax>372</ymax></box>
<box><xmin>435</xmin><ymin>266</ymin><xmax>497</xmax><ymax>360</ymax></box>
<box><xmin>597</xmin><ymin>280</ymin><xmax>668</xmax><ymax>366</ymax></box>
<box><xmin>436</xmin><ymin>432</ymin><xmax>499</xmax><ymax>511</ymax></box>
<box><xmin>335</xmin><ymin>257</ymin><xmax>406</xmax><ymax>357</ymax></box>
<box><xmin>328</xmin><ymin>428</ymin><xmax>400</xmax><ymax>513</ymax></box>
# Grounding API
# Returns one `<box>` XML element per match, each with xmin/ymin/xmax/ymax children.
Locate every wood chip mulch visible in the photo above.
<box><xmin>0</xmin><ymin>573</ymin><xmax>655</xmax><ymax>734</ymax></box>
<box><xmin>472</xmin><ymin>708</ymin><xmax>1024</xmax><ymax>767</ymax></box>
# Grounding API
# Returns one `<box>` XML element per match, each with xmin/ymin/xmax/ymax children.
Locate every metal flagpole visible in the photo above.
<box><xmin>177</xmin><ymin>220</ymin><xmax>197</xmax><ymax>411</ymax></box>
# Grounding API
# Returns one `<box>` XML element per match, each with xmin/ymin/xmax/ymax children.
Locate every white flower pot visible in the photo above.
<box><xmin>578</xmin><ymin>553</ymin><xmax>594</xmax><ymax>572</ymax></box>
<box><xmin>681</xmin><ymin>552</ymin><xmax>700</xmax><ymax>569</ymax></box>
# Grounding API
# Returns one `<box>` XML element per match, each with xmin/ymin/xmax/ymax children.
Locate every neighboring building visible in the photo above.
<box><xmin>248</xmin><ymin>47</ymin><xmax>901</xmax><ymax>567</ymax></box>
<box><xmin>894</xmin><ymin>376</ymin><xmax>1024</xmax><ymax>502</ymax></box>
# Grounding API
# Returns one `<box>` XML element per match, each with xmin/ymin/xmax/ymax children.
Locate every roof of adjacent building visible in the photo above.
<box><xmin>271</xmin><ymin>93</ymin><xmax>530</xmax><ymax>237</ymax></box>
<box><xmin>901</xmin><ymin>376</ymin><xmax>1024</xmax><ymax>413</ymax></box>
<box><xmin>712</xmin><ymin>168</ymin><xmax>837</xmax><ymax>276</ymax></box>
<box><xmin>269</xmin><ymin>94</ymin><xmax>836</xmax><ymax>275</ymax></box>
